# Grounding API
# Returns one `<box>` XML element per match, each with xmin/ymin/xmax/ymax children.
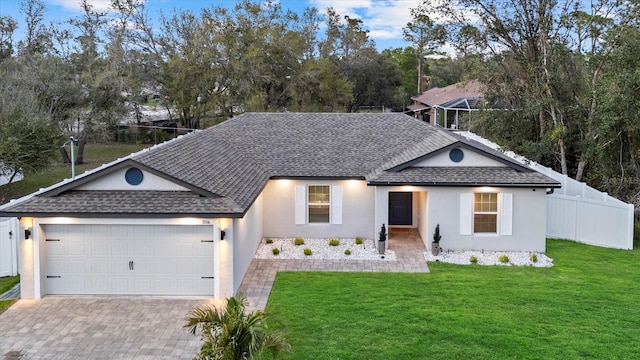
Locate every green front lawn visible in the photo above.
<box><xmin>0</xmin><ymin>275</ymin><xmax>20</xmax><ymax>315</ymax></box>
<box><xmin>265</xmin><ymin>240</ymin><xmax>640</xmax><ymax>359</ymax></box>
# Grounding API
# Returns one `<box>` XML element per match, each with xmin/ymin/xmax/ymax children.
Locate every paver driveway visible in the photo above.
<box><xmin>0</xmin><ymin>296</ymin><xmax>222</xmax><ymax>359</ymax></box>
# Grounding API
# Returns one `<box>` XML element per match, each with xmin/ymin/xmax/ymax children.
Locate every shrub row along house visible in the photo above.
<box><xmin>0</xmin><ymin>113</ymin><xmax>559</xmax><ymax>300</ymax></box>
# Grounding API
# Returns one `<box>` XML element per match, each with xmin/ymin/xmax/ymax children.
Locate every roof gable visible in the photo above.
<box><xmin>388</xmin><ymin>142</ymin><xmax>531</xmax><ymax>173</ymax></box>
<box><xmin>41</xmin><ymin>159</ymin><xmax>219</xmax><ymax>198</ymax></box>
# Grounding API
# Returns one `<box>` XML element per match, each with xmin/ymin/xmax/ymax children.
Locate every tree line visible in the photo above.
<box><xmin>1</xmin><ymin>0</ymin><xmax>640</xmax><ymax>207</ymax></box>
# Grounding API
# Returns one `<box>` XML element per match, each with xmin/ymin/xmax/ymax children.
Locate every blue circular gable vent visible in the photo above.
<box><xmin>449</xmin><ymin>148</ymin><xmax>464</xmax><ymax>163</ymax></box>
<box><xmin>125</xmin><ymin>167</ymin><xmax>144</xmax><ymax>185</ymax></box>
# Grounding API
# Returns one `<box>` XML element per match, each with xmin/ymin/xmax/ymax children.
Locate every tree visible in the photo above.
<box><xmin>289</xmin><ymin>58</ymin><xmax>353</xmax><ymax>112</ymax></box>
<box><xmin>0</xmin><ymin>16</ymin><xmax>17</xmax><ymax>61</ymax></box>
<box><xmin>184</xmin><ymin>293</ymin><xmax>290</xmax><ymax>360</ymax></box>
<box><xmin>442</xmin><ymin>0</ymin><xmax>634</xmax><ymax>184</ymax></box>
<box><xmin>590</xmin><ymin>23</ymin><xmax>640</xmax><ymax>202</ymax></box>
<box><xmin>68</xmin><ymin>0</ymin><xmax>126</xmax><ymax>162</ymax></box>
<box><xmin>403</xmin><ymin>2</ymin><xmax>447</xmax><ymax>93</ymax></box>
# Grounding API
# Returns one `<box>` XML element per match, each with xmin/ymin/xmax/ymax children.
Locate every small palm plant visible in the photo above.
<box><xmin>184</xmin><ymin>293</ymin><xmax>290</xmax><ymax>360</ymax></box>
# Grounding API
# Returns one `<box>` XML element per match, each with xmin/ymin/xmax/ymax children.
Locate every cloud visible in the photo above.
<box><xmin>47</xmin><ymin>0</ymin><xmax>114</xmax><ymax>13</ymax></box>
<box><xmin>310</xmin><ymin>0</ymin><xmax>421</xmax><ymax>46</ymax></box>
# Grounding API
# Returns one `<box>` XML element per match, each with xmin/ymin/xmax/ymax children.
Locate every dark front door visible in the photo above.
<box><xmin>389</xmin><ymin>192</ymin><xmax>412</xmax><ymax>225</ymax></box>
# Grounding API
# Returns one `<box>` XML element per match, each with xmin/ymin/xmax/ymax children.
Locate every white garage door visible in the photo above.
<box><xmin>44</xmin><ymin>224</ymin><xmax>215</xmax><ymax>296</ymax></box>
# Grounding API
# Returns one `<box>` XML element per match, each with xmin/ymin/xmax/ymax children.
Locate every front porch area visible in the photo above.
<box><xmin>237</xmin><ymin>229</ymin><xmax>429</xmax><ymax>311</ymax></box>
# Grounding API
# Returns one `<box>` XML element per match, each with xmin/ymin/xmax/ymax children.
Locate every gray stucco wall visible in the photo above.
<box><xmin>376</xmin><ymin>186</ymin><xmax>547</xmax><ymax>252</ymax></box>
<box><xmin>262</xmin><ymin>179</ymin><xmax>375</xmax><ymax>239</ymax></box>
<box><xmin>232</xmin><ymin>192</ymin><xmax>264</xmax><ymax>292</ymax></box>
<box><xmin>426</xmin><ymin>187</ymin><xmax>547</xmax><ymax>252</ymax></box>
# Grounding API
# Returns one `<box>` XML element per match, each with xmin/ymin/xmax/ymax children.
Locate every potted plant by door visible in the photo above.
<box><xmin>432</xmin><ymin>224</ymin><xmax>442</xmax><ymax>255</ymax></box>
<box><xmin>378</xmin><ymin>224</ymin><xmax>387</xmax><ymax>255</ymax></box>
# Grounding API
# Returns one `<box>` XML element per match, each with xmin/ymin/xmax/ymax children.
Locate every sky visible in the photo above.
<box><xmin>0</xmin><ymin>0</ymin><xmax>427</xmax><ymax>51</ymax></box>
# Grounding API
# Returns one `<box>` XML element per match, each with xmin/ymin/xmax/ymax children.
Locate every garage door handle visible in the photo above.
<box><xmin>129</xmin><ymin>261</ymin><xmax>133</xmax><ymax>270</ymax></box>
<box><xmin>201</xmin><ymin>276</ymin><xmax>214</xmax><ymax>279</ymax></box>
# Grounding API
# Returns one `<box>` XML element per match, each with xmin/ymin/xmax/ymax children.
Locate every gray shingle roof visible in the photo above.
<box><xmin>4</xmin><ymin>191</ymin><xmax>243</xmax><ymax>217</ymax></box>
<box><xmin>0</xmin><ymin>112</ymin><xmax>560</xmax><ymax>217</ymax></box>
<box><xmin>369</xmin><ymin>167</ymin><xmax>559</xmax><ymax>187</ymax></box>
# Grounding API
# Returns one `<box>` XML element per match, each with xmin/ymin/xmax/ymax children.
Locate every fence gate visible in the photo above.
<box><xmin>0</xmin><ymin>218</ymin><xmax>19</xmax><ymax>277</ymax></box>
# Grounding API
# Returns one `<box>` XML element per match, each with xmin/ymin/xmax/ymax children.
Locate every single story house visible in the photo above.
<box><xmin>0</xmin><ymin>113</ymin><xmax>559</xmax><ymax>300</ymax></box>
<box><xmin>407</xmin><ymin>80</ymin><xmax>487</xmax><ymax>129</ymax></box>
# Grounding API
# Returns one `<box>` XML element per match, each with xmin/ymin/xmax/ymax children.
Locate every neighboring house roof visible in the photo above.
<box><xmin>0</xmin><ymin>112</ymin><xmax>560</xmax><ymax>218</ymax></box>
<box><xmin>411</xmin><ymin>80</ymin><xmax>485</xmax><ymax>108</ymax></box>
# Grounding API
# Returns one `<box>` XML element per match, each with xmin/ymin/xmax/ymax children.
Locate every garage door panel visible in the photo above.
<box><xmin>111</xmin><ymin>241</ymin><xmax>129</xmax><ymax>256</ymax></box>
<box><xmin>67</xmin><ymin>277</ymin><xmax>87</xmax><ymax>293</ymax></box>
<box><xmin>67</xmin><ymin>240</ymin><xmax>86</xmax><ymax>256</ymax></box>
<box><xmin>47</xmin><ymin>277</ymin><xmax>65</xmax><ymax>294</ymax></box>
<box><xmin>199</xmin><ymin>243</ymin><xmax>214</xmax><ymax>257</ymax></box>
<box><xmin>45</xmin><ymin>224</ymin><xmax>215</xmax><ymax>296</ymax></box>
<box><xmin>91</xmin><ymin>242</ymin><xmax>109</xmax><ymax>256</ymax></box>
<box><xmin>90</xmin><ymin>277</ymin><xmax>110</xmax><ymax>293</ymax></box>
<box><xmin>67</xmin><ymin>260</ymin><xmax>86</xmax><ymax>274</ymax></box>
<box><xmin>91</xmin><ymin>260</ymin><xmax>110</xmax><ymax>274</ymax></box>
<box><xmin>153</xmin><ymin>261</ymin><xmax>174</xmax><ymax>275</ymax></box>
<box><xmin>47</xmin><ymin>260</ymin><xmax>65</xmax><ymax>274</ymax></box>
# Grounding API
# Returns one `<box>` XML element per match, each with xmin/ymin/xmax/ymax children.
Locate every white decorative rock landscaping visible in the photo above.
<box><xmin>424</xmin><ymin>250</ymin><xmax>553</xmax><ymax>267</ymax></box>
<box><xmin>255</xmin><ymin>238</ymin><xmax>397</xmax><ymax>261</ymax></box>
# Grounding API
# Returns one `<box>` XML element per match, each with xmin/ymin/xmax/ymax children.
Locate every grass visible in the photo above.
<box><xmin>1</xmin><ymin>143</ymin><xmax>147</xmax><ymax>204</ymax></box>
<box><xmin>263</xmin><ymin>240</ymin><xmax>640</xmax><ymax>359</ymax></box>
<box><xmin>0</xmin><ymin>275</ymin><xmax>19</xmax><ymax>294</ymax></box>
<box><xmin>0</xmin><ymin>275</ymin><xmax>20</xmax><ymax>315</ymax></box>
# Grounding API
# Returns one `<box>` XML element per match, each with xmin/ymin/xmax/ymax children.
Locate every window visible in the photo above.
<box><xmin>473</xmin><ymin>193</ymin><xmax>498</xmax><ymax>233</ymax></box>
<box><xmin>308</xmin><ymin>185</ymin><xmax>330</xmax><ymax>223</ymax></box>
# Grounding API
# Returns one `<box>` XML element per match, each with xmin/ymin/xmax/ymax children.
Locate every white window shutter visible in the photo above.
<box><xmin>295</xmin><ymin>185</ymin><xmax>306</xmax><ymax>225</ymax></box>
<box><xmin>331</xmin><ymin>185</ymin><xmax>343</xmax><ymax>225</ymax></box>
<box><xmin>460</xmin><ymin>193</ymin><xmax>473</xmax><ymax>235</ymax></box>
<box><xmin>500</xmin><ymin>193</ymin><xmax>513</xmax><ymax>235</ymax></box>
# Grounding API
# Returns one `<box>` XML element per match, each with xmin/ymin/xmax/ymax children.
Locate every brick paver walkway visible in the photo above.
<box><xmin>237</xmin><ymin>229</ymin><xmax>429</xmax><ymax>311</ymax></box>
<box><xmin>0</xmin><ymin>297</ymin><xmax>223</xmax><ymax>359</ymax></box>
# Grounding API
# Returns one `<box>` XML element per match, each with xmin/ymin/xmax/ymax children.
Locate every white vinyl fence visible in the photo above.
<box><xmin>533</xmin><ymin>166</ymin><xmax>634</xmax><ymax>249</ymax></box>
<box><xmin>0</xmin><ymin>217</ymin><xmax>20</xmax><ymax>277</ymax></box>
<box><xmin>458</xmin><ymin>131</ymin><xmax>635</xmax><ymax>250</ymax></box>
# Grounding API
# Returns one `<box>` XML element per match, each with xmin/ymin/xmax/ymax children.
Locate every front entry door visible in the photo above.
<box><xmin>389</xmin><ymin>192</ymin><xmax>412</xmax><ymax>225</ymax></box>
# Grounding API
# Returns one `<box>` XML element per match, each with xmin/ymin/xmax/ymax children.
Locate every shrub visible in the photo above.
<box><xmin>469</xmin><ymin>255</ymin><xmax>478</xmax><ymax>264</ymax></box>
<box><xmin>272</xmin><ymin>248</ymin><xmax>280</xmax><ymax>255</ymax></box>
<box><xmin>499</xmin><ymin>254</ymin><xmax>509</xmax><ymax>263</ymax></box>
<box><xmin>530</xmin><ymin>253</ymin><xmax>538</xmax><ymax>262</ymax></box>
<box><xmin>265</xmin><ymin>238</ymin><xmax>273</xmax><ymax>244</ymax></box>
<box><xmin>344</xmin><ymin>249</ymin><xmax>351</xmax><ymax>255</ymax></box>
<box><xmin>303</xmin><ymin>248</ymin><xmax>312</xmax><ymax>256</ymax></box>
<box><xmin>294</xmin><ymin>237</ymin><xmax>305</xmax><ymax>246</ymax></box>
<box><xmin>329</xmin><ymin>238</ymin><xmax>340</xmax><ymax>246</ymax></box>
<box><xmin>355</xmin><ymin>237</ymin><xmax>363</xmax><ymax>245</ymax></box>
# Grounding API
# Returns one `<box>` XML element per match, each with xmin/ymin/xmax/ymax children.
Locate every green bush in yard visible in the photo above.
<box><xmin>329</xmin><ymin>239</ymin><xmax>340</xmax><ymax>246</ymax></box>
<box><xmin>294</xmin><ymin>237</ymin><xmax>305</xmax><ymax>246</ymax></box>
<box><xmin>303</xmin><ymin>248</ymin><xmax>312</xmax><ymax>256</ymax></box>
